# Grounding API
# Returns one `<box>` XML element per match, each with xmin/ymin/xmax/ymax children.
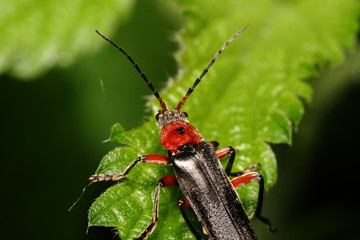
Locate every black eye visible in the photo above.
<box><xmin>183</xmin><ymin>112</ymin><xmax>188</xmax><ymax>118</ymax></box>
<box><xmin>175</xmin><ymin>127</ymin><xmax>185</xmax><ymax>135</ymax></box>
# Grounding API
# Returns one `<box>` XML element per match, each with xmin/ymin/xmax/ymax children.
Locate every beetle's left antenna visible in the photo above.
<box><xmin>94</xmin><ymin>29</ymin><xmax>167</xmax><ymax>111</ymax></box>
<box><xmin>177</xmin><ymin>25</ymin><xmax>249</xmax><ymax>111</ymax></box>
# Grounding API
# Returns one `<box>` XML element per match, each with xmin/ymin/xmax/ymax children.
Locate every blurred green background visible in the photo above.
<box><xmin>1</xmin><ymin>0</ymin><xmax>359</xmax><ymax>239</ymax></box>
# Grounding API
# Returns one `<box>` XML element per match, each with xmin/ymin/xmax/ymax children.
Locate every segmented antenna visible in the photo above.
<box><xmin>176</xmin><ymin>25</ymin><xmax>249</xmax><ymax>111</ymax></box>
<box><xmin>94</xmin><ymin>29</ymin><xmax>167</xmax><ymax>111</ymax></box>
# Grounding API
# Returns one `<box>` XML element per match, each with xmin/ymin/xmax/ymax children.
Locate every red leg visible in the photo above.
<box><xmin>135</xmin><ymin>175</ymin><xmax>177</xmax><ymax>239</ymax></box>
<box><xmin>215</xmin><ymin>146</ymin><xmax>260</xmax><ymax>178</ymax></box>
<box><xmin>231</xmin><ymin>172</ymin><xmax>277</xmax><ymax>233</ymax></box>
<box><xmin>228</xmin><ymin>163</ymin><xmax>260</xmax><ymax>177</ymax></box>
<box><xmin>202</xmin><ymin>226</ymin><xmax>213</xmax><ymax>240</ymax></box>
<box><xmin>231</xmin><ymin>172</ymin><xmax>261</xmax><ymax>188</ymax></box>
<box><xmin>177</xmin><ymin>197</ymin><xmax>202</xmax><ymax>240</ymax></box>
<box><xmin>209</xmin><ymin>141</ymin><xmax>219</xmax><ymax>148</ymax></box>
<box><xmin>89</xmin><ymin>154</ymin><xmax>170</xmax><ymax>182</ymax></box>
<box><xmin>215</xmin><ymin>146</ymin><xmax>234</xmax><ymax>160</ymax></box>
<box><xmin>215</xmin><ymin>146</ymin><xmax>236</xmax><ymax>175</ymax></box>
<box><xmin>177</xmin><ymin>197</ymin><xmax>191</xmax><ymax>209</ymax></box>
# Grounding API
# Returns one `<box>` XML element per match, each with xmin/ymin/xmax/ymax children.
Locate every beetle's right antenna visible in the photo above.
<box><xmin>176</xmin><ymin>25</ymin><xmax>249</xmax><ymax>111</ymax></box>
<box><xmin>95</xmin><ymin>29</ymin><xmax>167</xmax><ymax>111</ymax></box>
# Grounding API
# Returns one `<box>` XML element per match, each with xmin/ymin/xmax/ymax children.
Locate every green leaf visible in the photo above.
<box><xmin>0</xmin><ymin>0</ymin><xmax>134</xmax><ymax>79</ymax></box>
<box><xmin>89</xmin><ymin>0</ymin><xmax>359</xmax><ymax>239</ymax></box>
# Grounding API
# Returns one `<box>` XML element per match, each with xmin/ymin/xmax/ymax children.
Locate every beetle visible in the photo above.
<box><xmin>90</xmin><ymin>25</ymin><xmax>275</xmax><ymax>239</ymax></box>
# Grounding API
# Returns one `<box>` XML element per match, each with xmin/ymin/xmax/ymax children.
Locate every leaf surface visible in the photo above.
<box><xmin>0</xmin><ymin>0</ymin><xmax>134</xmax><ymax>79</ymax></box>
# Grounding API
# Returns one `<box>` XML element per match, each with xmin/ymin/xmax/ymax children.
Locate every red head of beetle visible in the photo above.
<box><xmin>156</xmin><ymin>109</ymin><xmax>203</xmax><ymax>154</ymax></box>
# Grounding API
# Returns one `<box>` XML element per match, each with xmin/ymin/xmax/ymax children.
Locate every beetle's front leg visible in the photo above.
<box><xmin>89</xmin><ymin>154</ymin><xmax>170</xmax><ymax>182</ymax></box>
<box><xmin>215</xmin><ymin>146</ymin><xmax>236</xmax><ymax>175</ymax></box>
<box><xmin>215</xmin><ymin>146</ymin><xmax>259</xmax><ymax>177</ymax></box>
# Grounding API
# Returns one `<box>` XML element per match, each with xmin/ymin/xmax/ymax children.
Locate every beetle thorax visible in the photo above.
<box><xmin>158</xmin><ymin>110</ymin><xmax>203</xmax><ymax>153</ymax></box>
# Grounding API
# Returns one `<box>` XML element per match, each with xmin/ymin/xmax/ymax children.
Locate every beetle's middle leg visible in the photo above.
<box><xmin>177</xmin><ymin>197</ymin><xmax>202</xmax><ymax>240</ymax></box>
<box><xmin>231</xmin><ymin>172</ymin><xmax>277</xmax><ymax>233</ymax></box>
<box><xmin>216</xmin><ymin>146</ymin><xmax>277</xmax><ymax>233</ymax></box>
<box><xmin>135</xmin><ymin>175</ymin><xmax>178</xmax><ymax>240</ymax></box>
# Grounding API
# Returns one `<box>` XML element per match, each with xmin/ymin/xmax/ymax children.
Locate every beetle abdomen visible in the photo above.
<box><xmin>172</xmin><ymin>141</ymin><xmax>257</xmax><ymax>240</ymax></box>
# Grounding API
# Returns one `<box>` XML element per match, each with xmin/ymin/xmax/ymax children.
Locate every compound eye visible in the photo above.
<box><xmin>175</xmin><ymin>127</ymin><xmax>185</xmax><ymax>135</ymax></box>
<box><xmin>183</xmin><ymin>112</ymin><xmax>188</xmax><ymax>118</ymax></box>
<box><xmin>155</xmin><ymin>113</ymin><xmax>160</xmax><ymax>121</ymax></box>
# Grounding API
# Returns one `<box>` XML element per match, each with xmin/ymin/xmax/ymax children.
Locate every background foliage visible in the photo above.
<box><xmin>1</xmin><ymin>0</ymin><xmax>359</xmax><ymax>239</ymax></box>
